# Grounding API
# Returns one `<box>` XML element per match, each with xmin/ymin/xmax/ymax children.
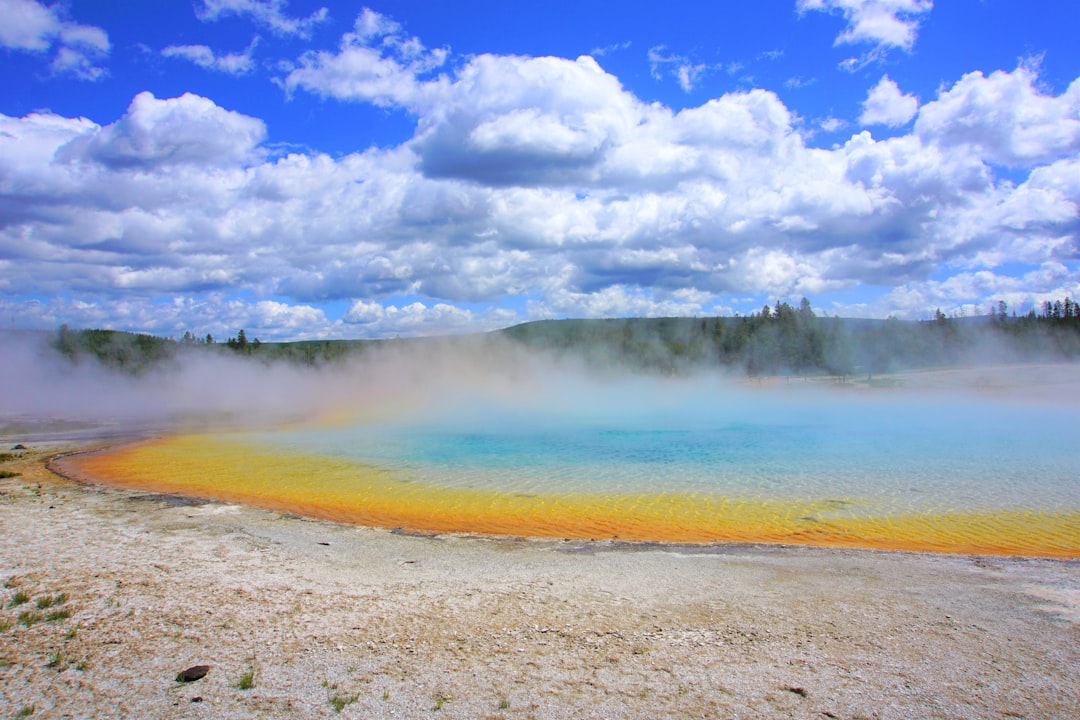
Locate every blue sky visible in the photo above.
<box><xmin>1</xmin><ymin>0</ymin><xmax>1079</xmax><ymax>340</ymax></box>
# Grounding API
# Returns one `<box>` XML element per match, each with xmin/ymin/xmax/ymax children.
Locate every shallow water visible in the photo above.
<box><xmin>267</xmin><ymin>384</ymin><xmax>1079</xmax><ymax>511</ymax></box>
<box><xmin>72</xmin><ymin>379</ymin><xmax>1080</xmax><ymax>556</ymax></box>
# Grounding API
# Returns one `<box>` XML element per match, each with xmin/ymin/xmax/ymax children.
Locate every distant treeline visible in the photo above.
<box><xmin>53</xmin><ymin>325</ymin><xmax>177</xmax><ymax>373</ymax></box>
<box><xmin>501</xmin><ymin>298</ymin><xmax>1080</xmax><ymax>375</ymax></box>
<box><xmin>51</xmin><ymin>324</ymin><xmax>380</xmax><ymax>371</ymax></box>
<box><xmin>45</xmin><ymin>297</ymin><xmax>1080</xmax><ymax>376</ymax></box>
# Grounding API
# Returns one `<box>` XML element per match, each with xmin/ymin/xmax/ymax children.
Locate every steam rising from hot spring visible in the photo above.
<box><xmin>1</xmin><ymin>332</ymin><xmax>720</xmax><ymax>431</ymax></box>
<box><xmin>2</xmin><ymin>331</ymin><xmax>1078</xmax><ymax>439</ymax></box>
<box><xmin>0</xmin><ymin>330</ymin><xmax>1071</xmax><ymax>442</ymax></box>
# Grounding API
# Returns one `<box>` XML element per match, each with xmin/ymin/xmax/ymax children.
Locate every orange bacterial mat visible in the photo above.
<box><xmin>65</xmin><ymin>434</ymin><xmax>1080</xmax><ymax>558</ymax></box>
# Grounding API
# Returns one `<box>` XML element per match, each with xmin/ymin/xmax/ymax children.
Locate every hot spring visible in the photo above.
<box><xmin>69</xmin><ymin>375</ymin><xmax>1080</xmax><ymax>557</ymax></box>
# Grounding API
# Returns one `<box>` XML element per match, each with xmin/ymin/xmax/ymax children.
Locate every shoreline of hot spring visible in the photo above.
<box><xmin>51</xmin><ymin>434</ymin><xmax>1080</xmax><ymax>559</ymax></box>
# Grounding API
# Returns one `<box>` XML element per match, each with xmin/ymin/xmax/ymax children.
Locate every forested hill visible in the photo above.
<box><xmin>495</xmin><ymin>299</ymin><xmax>1080</xmax><ymax>375</ymax></box>
<box><xmin>28</xmin><ymin>297</ymin><xmax>1080</xmax><ymax>376</ymax></box>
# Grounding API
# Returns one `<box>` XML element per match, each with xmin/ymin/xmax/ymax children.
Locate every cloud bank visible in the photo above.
<box><xmin>1</xmin><ymin>6</ymin><xmax>1078</xmax><ymax>341</ymax></box>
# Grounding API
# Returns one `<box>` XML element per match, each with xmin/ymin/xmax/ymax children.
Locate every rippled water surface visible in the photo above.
<box><xmin>261</xmin><ymin>386</ymin><xmax>1080</xmax><ymax>515</ymax></box>
<box><xmin>74</xmin><ymin>378</ymin><xmax>1080</xmax><ymax>555</ymax></box>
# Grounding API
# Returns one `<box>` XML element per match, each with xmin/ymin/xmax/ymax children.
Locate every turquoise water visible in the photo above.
<box><xmin>259</xmin><ymin>382</ymin><xmax>1080</xmax><ymax>516</ymax></box>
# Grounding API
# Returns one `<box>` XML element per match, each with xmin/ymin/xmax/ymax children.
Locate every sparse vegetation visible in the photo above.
<box><xmin>47</xmin><ymin>650</ymin><xmax>65</xmax><ymax>669</ymax></box>
<box><xmin>498</xmin><ymin>697</ymin><xmax>510</xmax><ymax>709</ymax></box>
<box><xmin>5</xmin><ymin>590</ymin><xmax>71</xmax><ymax>624</ymax></box>
<box><xmin>234</xmin><ymin>665</ymin><xmax>256</xmax><ymax>690</ymax></box>
<box><xmin>324</xmin><ymin>681</ymin><xmax>358</xmax><ymax>713</ymax></box>
<box><xmin>0</xmin><ymin>618</ymin><xmax>12</xmax><ymax>631</ymax></box>
<box><xmin>36</xmin><ymin>593</ymin><xmax>63</xmax><ymax>609</ymax></box>
<box><xmin>15</xmin><ymin>705</ymin><xmax>34</xmax><ymax>717</ymax></box>
<box><xmin>433</xmin><ymin>692</ymin><xmax>451</xmax><ymax>710</ymax></box>
<box><xmin>328</xmin><ymin>692</ymin><xmax>358</xmax><ymax>713</ymax></box>
<box><xmin>0</xmin><ymin>471</ymin><xmax>20</xmax><ymax>479</ymax></box>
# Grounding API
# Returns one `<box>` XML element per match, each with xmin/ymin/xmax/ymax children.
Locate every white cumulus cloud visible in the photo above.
<box><xmin>0</xmin><ymin>0</ymin><xmax>109</xmax><ymax>80</ymax></box>
<box><xmin>0</xmin><ymin>0</ymin><xmax>62</xmax><ymax>50</ymax></box>
<box><xmin>2</xmin><ymin>9</ymin><xmax>1080</xmax><ymax>337</ymax></box>
<box><xmin>799</xmin><ymin>0</ymin><xmax>933</xmax><ymax>70</ymax></box>
<box><xmin>282</xmin><ymin>7</ymin><xmax>448</xmax><ymax>107</ymax></box>
<box><xmin>57</xmin><ymin>91</ymin><xmax>267</xmax><ymax>169</ymax></box>
<box><xmin>916</xmin><ymin>63</ymin><xmax>1080</xmax><ymax>167</ymax></box>
<box><xmin>798</xmin><ymin>0</ymin><xmax>933</xmax><ymax>50</ymax></box>
<box><xmin>860</xmin><ymin>75</ymin><xmax>919</xmax><ymax>127</ymax></box>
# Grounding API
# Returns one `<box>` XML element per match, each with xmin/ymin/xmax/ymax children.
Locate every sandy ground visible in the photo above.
<box><xmin>1</xmin><ymin>442</ymin><xmax>1079</xmax><ymax>720</ymax></box>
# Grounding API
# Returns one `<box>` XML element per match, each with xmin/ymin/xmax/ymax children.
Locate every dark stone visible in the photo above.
<box><xmin>176</xmin><ymin>665</ymin><xmax>210</xmax><ymax>682</ymax></box>
<box><xmin>12</xmin><ymin>444</ymin><xmax>27</xmax><ymax>450</ymax></box>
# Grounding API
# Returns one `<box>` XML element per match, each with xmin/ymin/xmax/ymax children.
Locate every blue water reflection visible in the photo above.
<box><xmin>258</xmin><ymin>384</ymin><xmax>1080</xmax><ymax>514</ymax></box>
